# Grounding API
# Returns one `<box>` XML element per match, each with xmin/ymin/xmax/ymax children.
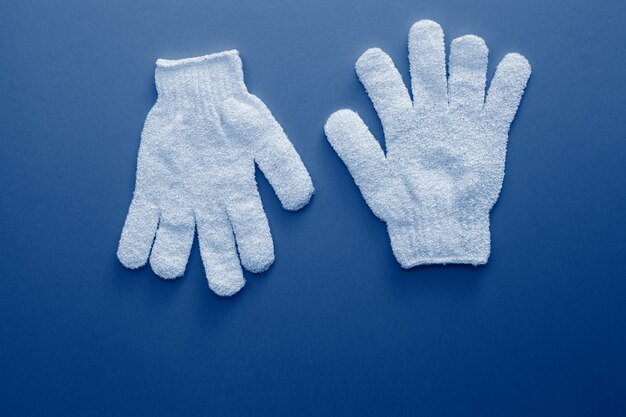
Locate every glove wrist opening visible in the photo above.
<box><xmin>155</xmin><ymin>49</ymin><xmax>246</xmax><ymax>99</ymax></box>
<box><xmin>388</xmin><ymin>213</ymin><xmax>491</xmax><ymax>268</ymax></box>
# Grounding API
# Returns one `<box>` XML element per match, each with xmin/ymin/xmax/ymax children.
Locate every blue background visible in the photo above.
<box><xmin>1</xmin><ymin>0</ymin><xmax>625</xmax><ymax>415</ymax></box>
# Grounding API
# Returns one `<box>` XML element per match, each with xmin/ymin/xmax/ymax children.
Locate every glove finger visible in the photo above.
<box><xmin>448</xmin><ymin>35</ymin><xmax>488</xmax><ymax>111</ymax></box>
<box><xmin>226</xmin><ymin>187</ymin><xmax>274</xmax><ymax>274</ymax></box>
<box><xmin>149</xmin><ymin>207</ymin><xmax>195</xmax><ymax>279</ymax></box>
<box><xmin>195</xmin><ymin>207</ymin><xmax>245</xmax><ymax>297</ymax></box>
<box><xmin>324</xmin><ymin>109</ymin><xmax>392</xmax><ymax>221</ymax></box>
<box><xmin>117</xmin><ymin>196</ymin><xmax>159</xmax><ymax>269</ymax></box>
<box><xmin>355</xmin><ymin>48</ymin><xmax>413</xmax><ymax>138</ymax></box>
<box><xmin>408</xmin><ymin>19</ymin><xmax>447</xmax><ymax>108</ymax></box>
<box><xmin>484</xmin><ymin>53</ymin><xmax>532</xmax><ymax>134</ymax></box>
<box><xmin>219</xmin><ymin>96</ymin><xmax>314</xmax><ymax>211</ymax></box>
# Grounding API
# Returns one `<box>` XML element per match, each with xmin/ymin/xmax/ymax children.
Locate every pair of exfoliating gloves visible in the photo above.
<box><xmin>117</xmin><ymin>20</ymin><xmax>532</xmax><ymax>296</ymax></box>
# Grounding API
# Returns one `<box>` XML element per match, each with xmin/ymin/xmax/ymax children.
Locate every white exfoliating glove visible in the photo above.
<box><xmin>118</xmin><ymin>50</ymin><xmax>314</xmax><ymax>296</ymax></box>
<box><xmin>325</xmin><ymin>20</ymin><xmax>531</xmax><ymax>267</ymax></box>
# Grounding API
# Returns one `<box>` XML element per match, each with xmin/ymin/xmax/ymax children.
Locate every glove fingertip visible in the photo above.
<box><xmin>209</xmin><ymin>277</ymin><xmax>246</xmax><ymax>297</ymax></box>
<box><xmin>324</xmin><ymin>109</ymin><xmax>362</xmax><ymax>140</ymax></box>
<box><xmin>356</xmin><ymin>47</ymin><xmax>385</xmax><ymax>65</ymax></box>
<box><xmin>355</xmin><ymin>48</ymin><xmax>392</xmax><ymax>78</ymax></box>
<box><xmin>450</xmin><ymin>34</ymin><xmax>488</xmax><ymax>56</ymax></box>
<box><xmin>117</xmin><ymin>245</ymin><xmax>149</xmax><ymax>270</ymax></box>
<box><xmin>409</xmin><ymin>19</ymin><xmax>443</xmax><ymax>37</ymax></box>
<box><xmin>501</xmin><ymin>52</ymin><xmax>532</xmax><ymax>79</ymax></box>
<box><xmin>242</xmin><ymin>252</ymin><xmax>275</xmax><ymax>274</ymax></box>
<box><xmin>280</xmin><ymin>178</ymin><xmax>315</xmax><ymax>211</ymax></box>
<box><xmin>149</xmin><ymin>254</ymin><xmax>185</xmax><ymax>280</ymax></box>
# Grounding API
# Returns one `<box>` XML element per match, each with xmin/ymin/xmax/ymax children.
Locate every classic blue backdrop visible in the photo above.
<box><xmin>1</xmin><ymin>1</ymin><xmax>625</xmax><ymax>415</ymax></box>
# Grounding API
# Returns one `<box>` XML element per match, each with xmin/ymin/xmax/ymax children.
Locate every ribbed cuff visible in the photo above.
<box><xmin>154</xmin><ymin>50</ymin><xmax>246</xmax><ymax>99</ymax></box>
<box><xmin>387</xmin><ymin>214</ymin><xmax>491</xmax><ymax>268</ymax></box>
